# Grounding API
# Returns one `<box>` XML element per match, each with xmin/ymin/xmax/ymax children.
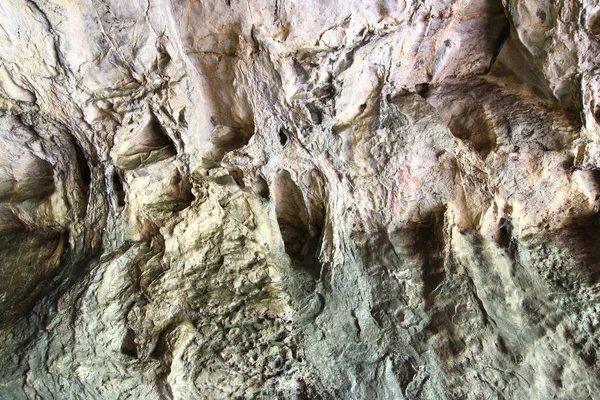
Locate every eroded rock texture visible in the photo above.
<box><xmin>1</xmin><ymin>0</ymin><xmax>600</xmax><ymax>399</ymax></box>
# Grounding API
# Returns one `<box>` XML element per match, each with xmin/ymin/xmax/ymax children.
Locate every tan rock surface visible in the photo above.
<box><xmin>1</xmin><ymin>0</ymin><xmax>600</xmax><ymax>399</ymax></box>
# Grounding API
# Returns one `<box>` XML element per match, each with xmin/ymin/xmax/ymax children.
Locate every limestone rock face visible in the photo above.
<box><xmin>1</xmin><ymin>0</ymin><xmax>600</xmax><ymax>399</ymax></box>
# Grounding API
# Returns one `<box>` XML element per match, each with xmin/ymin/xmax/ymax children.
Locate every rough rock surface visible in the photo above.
<box><xmin>1</xmin><ymin>0</ymin><xmax>600</xmax><ymax>399</ymax></box>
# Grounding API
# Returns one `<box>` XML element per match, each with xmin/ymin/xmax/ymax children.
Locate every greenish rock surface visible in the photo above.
<box><xmin>1</xmin><ymin>0</ymin><xmax>600</xmax><ymax>398</ymax></box>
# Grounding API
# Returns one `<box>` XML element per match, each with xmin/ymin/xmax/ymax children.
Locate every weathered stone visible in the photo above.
<box><xmin>1</xmin><ymin>0</ymin><xmax>599</xmax><ymax>399</ymax></box>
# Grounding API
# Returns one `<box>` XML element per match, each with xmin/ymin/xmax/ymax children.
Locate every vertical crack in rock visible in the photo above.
<box><xmin>272</xmin><ymin>170</ymin><xmax>311</xmax><ymax>264</ymax></box>
<box><xmin>71</xmin><ymin>135</ymin><xmax>92</xmax><ymax>206</ymax></box>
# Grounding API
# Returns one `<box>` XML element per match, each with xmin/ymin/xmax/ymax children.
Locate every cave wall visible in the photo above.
<box><xmin>1</xmin><ymin>0</ymin><xmax>600</xmax><ymax>399</ymax></box>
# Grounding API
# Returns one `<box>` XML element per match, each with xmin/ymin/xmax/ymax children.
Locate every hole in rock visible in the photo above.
<box><xmin>279</xmin><ymin>127</ymin><xmax>289</xmax><ymax>147</ymax></box>
<box><xmin>415</xmin><ymin>83</ymin><xmax>430</xmax><ymax>98</ymax></box>
<box><xmin>495</xmin><ymin>335</ymin><xmax>509</xmax><ymax>354</ymax></box>
<box><xmin>251</xmin><ymin>176</ymin><xmax>270</xmax><ymax>199</ymax></box>
<box><xmin>589</xmin><ymin>12</ymin><xmax>600</xmax><ymax>36</ymax></box>
<box><xmin>178</xmin><ymin>111</ymin><xmax>187</xmax><ymax>126</ymax></box>
<box><xmin>271</xmin><ymin>169</ymin><xmax>325</xmax><ymax>280</ymax></box>
<box><xmin>209</xmin><ymin>114</ymin><xmax>255</xmax><ymax>158</ymax></box>
<box><xmin>6</xmin><ymin>156</ymin><xmax>55</xmax><ymax>202</ymax></box>
<box><xmin>444</xmin><ymin>99</ymin><xmax>497</xmax><ymax>158</ymax></box>
<box><xmin>147</xmin><ymin>118</ymin><xmax>176</xmax><ymax>149</ymax></box>
<box><xmin>272</xmin><ymin>170</ymin><xmax>310</xmax><ymax>263</ymax></box>
<box><xmin>562</xmin><ymin>156</ymin><xmax>575</xmax><ymax>171</ymax></box>
<box><xmin>209</xmin><ymin>126</ymin><xmax>249</xmax><ymax>154</ymax></box>
<box><xmin>226</xmin><ymin>166</ymin><xmax>244</xmax><ymax>187</ymax></box>
<box><xmin>113</xmin><ymin>171</ymin><xmax>126</xmax><ymax>207</ymax></box>
<box><xmin>120</xmin><ymin>328</ymin><xmax>138</xmax><ymax>358</ymax></box>
<box><xmin>115</xmin><ymin>116</ymin><xmax>177</xmax><ymax>170</ymax></box>
<box><xmin>591</xmin><ymin>102</ymin><xmax>600</xmax><ymax>125</ymax></box>
<box><xmin>172</xmin><ymin>188</ymin><xmax>195</xmax><ymax>213</ymax></box>
<box><xmin>496</xmin><ymin>217</ymin><xmax>513</xmax><ymax>250</ymax></box>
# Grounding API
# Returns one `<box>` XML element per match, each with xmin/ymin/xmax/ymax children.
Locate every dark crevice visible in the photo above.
<box><xmin>117</xmin><ymin>116</ymin><xmax>177</xmax><ymax>170</ymax></box>
<box><xmin>169</xmin><ymin>171</ymin><xmax>194</xmax><ymax>213</ymax></box>
<box><xmin>312</xmin><ymin>84</ymin><xmax>335</xmax><ymax>100</ymax></box>
<box><xmin>306</xmin><ymin>103</ymin><xmax>323</xmax><ymax>124</ymax></box>
<box><xmin>414</xmin><ymin>83</ymin><xmax>430</xmax><ymax>98</ymax></box>
<box><xmin>591</xmin><ymin>102</ymin><xmax>600</xmax><ymax>125</ymax></box>
<box><xmin>71</xmin><ymin>137</ymin><xmax>92</xmax><ymax>201</ymax></box>
<box><xmin>251</xmin><ymin>176</ymin><xmax>270</xmax><ymax>199</ymax></box>
<box><xmin>301</xmin><ymin>233</ymin><xmax>324</xmax><ymax>280</ymax></box>
<box><xmin>446</xmin><ymin>109</ymin><xmax>497</xmax><ymax>157</ymax></box>
<box><xmin>226</xmin><ymin>166</ymin><xmax>245</xmax><ymax>187</ymax></box>
<box><xmin>497</xmin><ymin>219</ymin><xmax>510</xmax><ymax>248</ymax></box>
<box><xmin>588</xmin><ymin>11</ymin><xmax>600</xmax><ymax>36</ymax></box>
<box><xmin>495</xmin><ymin>217</ymin><xmax>516</xmax><ymax>259</ymax></box>
<box><xmin>209</xmin><ymin>114</ymin><xmax>255</xmax><ymax>159</ymax></box>
<box><xmin>178</xmin><ymin>111</ymin><xmax>187</xmax><ymax>126</ymax></box>
<box><xmin>113</xmin><ymin>171</ymin><xmax>126</xmax><ymax>207</ymax></box>
<box><xmin>278</xmin><ymin>127</ymin><xmax>289</xmax><ymax>147</ymax></box>
<box><xmin>272</xmin><ymin>170</ymin><xmax>308</xmax><ymax>261</ymax></box>
<box><xmin>120</xmin><ymin>328</ymin><xmax>138</xmax><ymax>358</ymax></box>
<box><xmin>484</xmin><ymin>13</ymin><xmax>511</xmax><ymax>74</ymax></box>
<box><xmin>148</xmin><ymin>117</ymin><xmax>176</xmax><ymax>149</ymax></box>
<box><xmin>271</xmin><ymin>170</ymin><xmax>322</xmax><ymax>276</ymax></box>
